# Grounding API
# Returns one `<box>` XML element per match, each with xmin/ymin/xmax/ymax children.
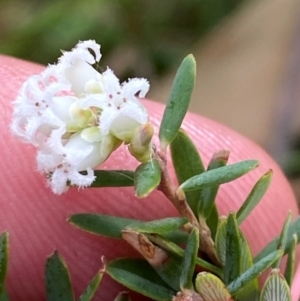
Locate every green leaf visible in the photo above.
<box><xmin>68</xmin><ymin>214</ymin><xmax>140</xmax><ymax>239</ymax></box>
<box><xmin>284</xmin><ymin>234</ymin><xmax>297</xmax><ymax>287</ymax></box>
<box><xmin>134</xmin><ymin>160</ymin><xmax>161</xmax><ymax>198</ymax></box>
<box><xmin>260</xmin><ymin>269</ymin><xmax>292</xmax><ymax>301</ymax></box>
<box><xmin>106</xmin><ymin>258</ymin><xmax>176</xmax><ymax>301</ymax></box>
<box><xmin>215</xmin><ymin>217</ymin><xmax>227</xmax><ymax>266</ymax></box>
<box><xmin>273</xmin><ymin>211</ymin><xmax>292</xmax><ymax>268</ymax></box>
<box><xmin>170</xmin><ymin>129</ymin><xmax>205</xmax><ymax>215</ymax></box>
<box><xmin>154</xmin><ymin>256</ymin><xmax>182</xmax><ymax>292</ymax></box>
<box><xmin>179</xmin><ymin>160</ymin><xmax>259</xmax><ymax>192</ymax></box>
<box><xmin>227</xmin><ymin>249</ymin><xmax>283</xmax><ymax>295</ymax></box>
<box><xmin>162</xmin><ymin>229</ymin><xmax>189</xmax><ymax>245</ymax></box>
<box><xmin>122</xmin><ymin>230</ymin><xmax>181</xmax><ymax>291</ymax></box>
<box><xmin>0</xmin><ymin>232</ymin><xmax>8</xmax><ymax>295</ymax></box>
<box><xmin>195</xmin><ymin>272</ymin><xmax>232</xmax><ymax>301</ymax></box>
<box><xmin>199</xmin><ymin>150</ymin><xmax>229</xmax><ymax>239</ymax></box>
<box><xmin>180</xmin><ymin>228</ymin><xmax>199</xmax><ymax>292</ymax></box>
<box><xmin>90</xmin><ymin>170</ymin><xmax>134</xmax><ymax>187</ymax></box>
<box><xmin>236</xmin><ymin>232</ymin><xmax>259</xmax><ymax>301</ymax></box>
<box><xmin>236</xmin><ymin>170</ymin><xmax>273</xmax><ymax>225</ymax></box>
<box><xmin>159</xmin><ymin>54</ymin><xmax>196</xmax><ymax>150</ymax></box>
<box><xmin>127</xmin><ymin>217</ymin><xmax>188</xmax><ymax>235</ymax></box>
<box><xmin>148</xmin><ymin>234</ymin><xmax>222</xmax><ymax>277</ymax></box>
<box><xmin>45</xmin><ymin>251</ymin><xmax>74</xmax><ymax>301</ymax></box>
<box><xmin>79</xmin><ymin>270</ymin><xmax>104</xmax><ymax>301</ymax></box>
<box><xmin>224</xmin><ymin>212</ymin><xmax>241</xmax><ymax>285</ymax></box>
<box><xmin>206</xmin><ymin>205</ymin><xmax>219</xmax><ymax>241</ymax></box>
<box><xmin>114</xmin><ymin>291</ymin><xmax>132</xmax><ymax>301</ymax></box>
<box><xmin>254</xmin><ymin>215</ymin><xmax>300</xmax><ymax>263</ymax></box>
<box><xmin>0</xmin><ymin>291</ymin><xmax>9</xmax><ymax>301</ymax></box>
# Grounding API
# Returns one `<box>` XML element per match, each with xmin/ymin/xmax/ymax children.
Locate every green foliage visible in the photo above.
<box><xmin>179</xmin><ymin>160</ymin><xmax>259</xmax><ymax>191</ymax></box>
<box><xmin>134</xmin><ymin>160</ymin><xmax>161</xmax><ymax>197</ymax></box>
<box><xmin>68</xmin><ymin>214</ymin><xmax>140</xmax><ymax>239</ymax></box>
<box><xmin>236</xmin><ymin>170</ymin><xmax>273</xmax><ymax>225</ymax></box>
<box><xmin>179</xmin><ymin>228</ymin><xmax>199</xmax><ymax>292</ymax></box>
<box><xmin>198</xmin><ymin>150</ymin><xmax>229</xmax><ymax>239</ymax></box>
<box><xmin>6</xmin><ymin>46</ymin><xmax>297</xmax><ymax>300</ymax></box>
<box><xmin>159</xmin><ymin>55</ymin><xmax>196</xmax><ymax>150</ymax></box>
<box><xmin>106</xmin><ymin>258</ymin><xmax>176</xmax><ymax>301</ymax></box>
<box><xmin>224</xmin><ymin>213</ymin><xmax>241</xmax><ymax>285</ymax></box>
<box><xmin>126</xmin><ymin>217</ymin><xmax>188</xmax><ymax>235</ymax></box>
<box><xmin>0</xmin><ymin>232</ymin><xmax>8</xmax><ymax>296</ymax></box>
<box><xmin>170</xmin><ymin>129</ymin><xmax>205</xmax><ymax>215</ymax></box>
<box><xmin>260</xmin><ymin>269</ymin><xmax>291</xmax><ymax>301</ymax></box>
<box><xmin>90</xmin><ymin>170</ymin><xmax>134</xmax><ymax>187</ymax></box>
<box><xmin>45</xmin><ymin>251</ymin><xmax>102</xmax><ymax>301</ymax></box>
<box><xmin>45</xmin><ymin>251</ymin><xmax>74</xmax><ymax>301</ymax></box>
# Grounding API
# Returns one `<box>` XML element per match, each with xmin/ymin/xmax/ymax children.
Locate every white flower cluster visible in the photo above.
<box><xmin>11</xmin><ymin>40</ymin><xmax>150</xmax><ymax>194</ymax></box>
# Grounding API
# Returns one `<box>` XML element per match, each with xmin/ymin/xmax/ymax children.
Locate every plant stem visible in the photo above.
<box><xmin>154</xmin><ymin>149</ymin><xmax>219</xmax><ymax>265</ymax></box>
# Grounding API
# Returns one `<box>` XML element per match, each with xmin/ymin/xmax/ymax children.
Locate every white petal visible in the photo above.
<box><xmin>99</xmin><ymin>107</ymin><xmax>119</xmax><ymax>135</ymax></box>
<box><xmin>68</xmin><ymin>167</ymin><xmax>95</xmax><ymax>188</ymax></box>
<box><xmin>102</xmin><ymin>68</ymin><xmax>121</xmax><ymax>95</ymax></box>
<box><xmin>50</xmin><ymin>168</ymin><xmax>69</xmax><ymax>195</ymax></box>
<box><xmin>47</xmin><ymin>126</ymin><xmax>67</xmax><ymax>154</ymax></box>
<box><xmin>65</xmin><ymin>60</ymin><xmax>101</xmax><ymax>96</ymax></box>
<box><xmin>64</xmin><ymin>132</ymin><xmax>102</xmax><ymax>170</ymax></box>
<box><xmin>109</xmin><ymin>114</ymin><xmax>141</xmax><ymax>142</ymax></box>
<box><xmin>78</xmin><ymin>93</ymin><xmax>107</xmax><ymax>110</ymax></box>
<box><xmin>51</xmin><ymin>96</ymin><xmax>77</xmax><ymax>122</ymax></box>
<box><xmin>122</xmin><ymin>78</ymin><xmax>150</xmax><ymax>98</ymax></box>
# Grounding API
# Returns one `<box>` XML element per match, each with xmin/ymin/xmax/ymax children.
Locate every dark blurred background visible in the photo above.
<box><xmin>1</xmin><ymin>0</ymin><xmax>299</xmax><ymax>200</ymax></box>
<box><xmin>0</xmin><ymin>0</ymin><xmax>244</xmax><ymax>79</ymax></box>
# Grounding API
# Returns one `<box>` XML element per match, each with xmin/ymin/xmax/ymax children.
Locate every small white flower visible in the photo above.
<box><xmin>11</xmin><ymin>40</ymin><xmax>151</xmax><ymax>194</ymax></box>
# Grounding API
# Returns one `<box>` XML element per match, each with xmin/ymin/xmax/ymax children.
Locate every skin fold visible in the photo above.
<box><xmin>0</xmin><ymin>55</ymin><xmax>299</xmax><ymax>300</ymax></box>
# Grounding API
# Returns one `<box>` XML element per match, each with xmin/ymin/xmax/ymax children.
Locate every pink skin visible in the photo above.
<box><xmin>0</xmin><ymin>55</ymin><xmax>299</xmax><ymax>300</ymax></box>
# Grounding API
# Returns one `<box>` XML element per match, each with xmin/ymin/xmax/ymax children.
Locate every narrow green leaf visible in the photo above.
<box><xmin>260</xmin><ymin>269</ymin><xmax>292</xmax><ymax>301</ymax></box>
<box><xmin>224</xmin><ymin>212</ymin><xmax>241</xmax><ymax>285</ymax></box>
<box><xmin>273</xmin><ymin>211</ymin><xmax>292</xmax><ymax>268</ymax></box>
<box><xmin>215</xmin><ymin>217</ymin><xmax>227</xmax><ymax>266</ymax></box>
<box><xmin>68</xmin><ymin>214</ymin><xmax>140</xmax><ymax>239</ymax></box>
<box><xmin>180</xmin><ymin>228</ymin><xmax>199</xmax><ymax>292</ymax></box>
<box><xmin>199</xmin><ymin>150</ymin><xmax>229</xmax><ymax>239</ymax></box>
<box><xmin>154</xmin><ymin>256</ymin><xmax>182</xmax><ymax>292</ymax></box>
<box><xmin>148</xmin><ymin>234</ymin><xmax>222</xmax><ymax>277</ymax></box>
<box><xmin>90</xmin><ymin>170</ymin><xmax>134</xmax><ymax>187</ymax></box>
<box><xmin>236</xmin><ymin>232</ymin><xmax>259</xmax><ymax>300</ymax></box>
<box><xmin>237</xmin><ymin>170</ymin><xmax>273</xmax><ymax>225</ymax></box>
<box><xmin>127</xmin><ymin>217</ymin><xmax>188</xmax><ymax>235</ymax></box>
<box><xmin>206</xmin><ymin>205</ymin><xmax>219</xmax><ymax>241</ymax></box>
<box><xmin>162</xmin><ymin>229</ymin><xmax>189</xmax><ymax>245</ymax></box>
<box><xmin>45</xmin><ymin>251</ymin><xmax>74</xmax><ymax>301</ymax></box>
<box><xmin>195</xmin><ymin>272</ymin><xmax>232</xmax><ymax>301</ymax></box>
<box><xmin>106</xmin><ymin>258</ymin><xmax>176</xmax><ymax>301</ymax></box>
<box><xmin>114</xmin><ymin>291</ymin><xmax>131</xmax><ymax>301</ymax></box>
<box><xmin>0</xmin><ymin>232</ymin><xmax>8</xmax><ymax>295</ymax></box>
<box><xmin>227</xmin><ymin>249</ymin><xmax>284</xmax><ymax>295</ymax></box>
<box><xmin>170</xmin><ymin>129</ymin><xmax>205</xmax><ymax>215</ymax></box>
<box><xmin>134</xmin><ymin>160</ymin><xmax>161</xmax><ymax>198</ymax></box>
<box><xmin>284</xmin><ymin>234</ymin><xmax>297</xmax><ymax>286</ymax></box>
<box><xmin>79</xmin><ymin>270</ymin><xmax>104</xmax><ymax>301</ymax></box>
<box><xmin>254</xmin><ymin>215</ymin><xmax>300</xmax><ymax>263</ymax></box>
<box><xmin>180</xmin><ymin>160</ymin><xmax>259</xmax><ymax>192</ymax></box>
<box><xmin>159</xmin><ymin>54</ymin><xmax>196</xmax><ymax>150</ymax></box>
<box><xmin>122</xmin><ymin>230</ymin><xmax>181</xmax><ymax>291</ymax></box>
<box><xmin>198</xmin><ymin>150</ymin><xmax>229</xmax><ymax>218</ymax></box>
<box><xmin>0</xmin><ymin>291</ymin><xmax>9</xmax><ymax>301</ymax></box>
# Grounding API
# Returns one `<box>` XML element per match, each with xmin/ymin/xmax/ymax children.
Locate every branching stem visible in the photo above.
<box><xmin>154</xmin><ymin>149</ymin><xmax>219</xmax><ymax>265</ymax></box>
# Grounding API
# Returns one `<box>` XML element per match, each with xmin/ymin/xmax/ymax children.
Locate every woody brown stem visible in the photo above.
<box><xmin>154</xmin><ymin>150</ymin><xmax>219</xmax><ymax>265</ymax></box>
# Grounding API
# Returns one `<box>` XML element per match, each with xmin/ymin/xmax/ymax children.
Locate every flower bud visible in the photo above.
<box><xmin>128</xmin><ymin>122</ymin><xmax>154</xmax><ymax>162</ymax></box>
